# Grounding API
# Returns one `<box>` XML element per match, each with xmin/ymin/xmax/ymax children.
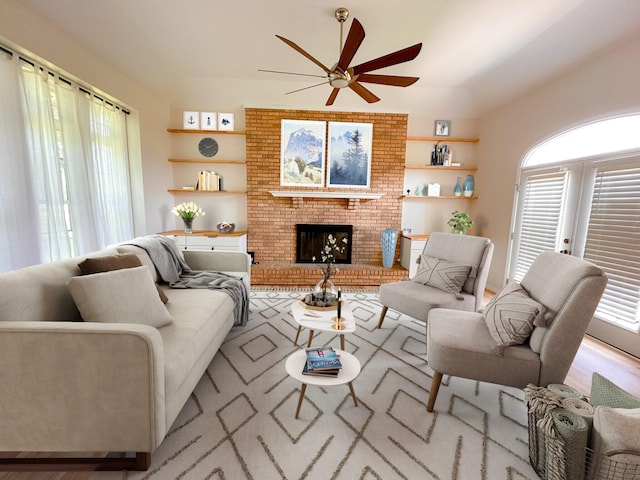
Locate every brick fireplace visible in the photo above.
<box><xmin>245</xmin><ymin>107</ymin><xmax>409</xmax><ymax>286</ymax></box>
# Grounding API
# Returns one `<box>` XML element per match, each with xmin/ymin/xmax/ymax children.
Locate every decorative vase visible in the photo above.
<box><xmin>310</xmin><ymin>278</ymin><xmax>338</xmax><ymax>307</ymax></box>
<box><xmin>463</xmin><ymin>174</ymin><xmax>475</xmax><ymax>197</ymax></box>
<box><xmin>381</xmin><ymin>228</ymin><xmax>398</xmax><ymax>268</ymax></box>
<box><xmin>454</xmin><ymin>177</ymin><xmax>462</xmax><ymax>197</ymax></box>
<box><xmin>183</xmin><ymin>218</ymin><xmax>193</xmax><ymax>234</ymax></box>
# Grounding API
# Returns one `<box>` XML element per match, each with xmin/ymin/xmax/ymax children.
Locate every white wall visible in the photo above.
<box><xmin>477</xmin><ymin>35</ymin><xmax>640</xmax><ymax>291</ymax></box>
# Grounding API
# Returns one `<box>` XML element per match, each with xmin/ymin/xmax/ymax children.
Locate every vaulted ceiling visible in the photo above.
<box><xmin>14</xmin><ymin>0</ymin><xmax>640</xmax><ymax>116</ymax></box>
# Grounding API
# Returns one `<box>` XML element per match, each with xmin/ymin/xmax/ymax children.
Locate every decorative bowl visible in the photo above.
<box><xmin>216</xmin><ymin>222</ymin><xmax>235</xmax><ymax>234</ymax></box>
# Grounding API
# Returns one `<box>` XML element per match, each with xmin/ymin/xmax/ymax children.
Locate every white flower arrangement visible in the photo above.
<box><xmin>312</xmin><ymin>234</ymin><xmax>348</xmax><ymax>285</ymax></box>
<box><xmin>172</xmin><ymin>202</ymin><xmax>205</xmax><ymax>221</ymax></box>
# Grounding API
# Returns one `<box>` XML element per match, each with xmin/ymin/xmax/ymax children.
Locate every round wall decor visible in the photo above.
<box><xmin>198</xmin><ymin>137</ymin><xmax>218</xmax><ymax>157</ymax></box>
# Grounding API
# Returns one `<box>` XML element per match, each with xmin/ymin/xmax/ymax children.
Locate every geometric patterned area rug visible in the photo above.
<box><xmin>92</xmin><ymin>290</ymin><xmax>540</xmax><ymax>480</ymax></box>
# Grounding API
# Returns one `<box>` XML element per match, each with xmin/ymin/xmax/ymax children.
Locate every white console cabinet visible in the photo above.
<box><xmin>159</xmin><ymin>230</ymin><xmax>247</xmax><ymax>252</ymax></box>
<box><xmin>399</xmin><ymin>234</ymin><xmax>429</xmax><ymax>278</ymax></box>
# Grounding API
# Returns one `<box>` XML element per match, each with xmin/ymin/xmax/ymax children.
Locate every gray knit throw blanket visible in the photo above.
<box><xmin>123</xmin><ymin>235</ymin><xmax>249</xmax><ymax>327</ymax></box>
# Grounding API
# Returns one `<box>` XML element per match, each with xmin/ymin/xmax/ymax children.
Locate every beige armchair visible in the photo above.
<box><xmin>377</xmin><ymin>232</ymin><xmax>494</xmax><ymax>328</ymax></box>
<box><xmin>426</xmin><ymin>251</ymin><xmax>607</xmax><ymax>412</ymax></box>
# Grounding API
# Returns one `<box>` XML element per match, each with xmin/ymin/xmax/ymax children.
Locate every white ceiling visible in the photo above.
<box><xmin>15</xmin><ymin>0</ymin><xmax>640</xmax><ymax>116</ymax></box>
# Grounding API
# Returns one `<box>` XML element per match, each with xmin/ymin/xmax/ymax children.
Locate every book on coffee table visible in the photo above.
<box><xmin>301</xmin><ymin>362</ymin><xmax>340</xmax><ymax>377</ymax></box>
<box><xmin>305</xmin><ymin>346</ymin><xmax>342</xmax><ymax>371</ymax></box>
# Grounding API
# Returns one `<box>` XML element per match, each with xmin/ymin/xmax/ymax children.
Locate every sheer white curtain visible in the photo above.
<box><xmin>20</xmin><ymin>62</ymin><xmax>75</xmax><ymax>262</ymax></box>
<box><xmin>0</xmin><ymin>51</ymin><xmax>134</xmax><ymax>272</ymax></box>
<box><xmin>62</xmin><ymin>84</ymin><xmax>133</xmax><ymax>254</ymax></box>
<box><xmin>89</xmin><ymin>98</ymin><xmax>133</xmax><ymax>245</ymax></box>
<box><xmin>0</xmin><ymin>53</ymin><xmax>41</xmax><ymax>270</ymax></box>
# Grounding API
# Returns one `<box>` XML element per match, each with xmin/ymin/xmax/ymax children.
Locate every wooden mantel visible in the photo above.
<box><xmin>268</xmin><ymin>190</ymin><xmax>384</xmax><ymax>209</ymax></box>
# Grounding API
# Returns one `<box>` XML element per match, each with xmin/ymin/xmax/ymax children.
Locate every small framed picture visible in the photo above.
<box><xmin>434</xmin><ymin>120</ymin><xmax>450</xmax><ymax>137</ymax></box>
<box><xmin>200</xmin><ymin>112</ymin><xmax>217</xmax><ymax>131</ymax></box>
<box><xmin>183</xmin><ymin>111</ymin><xmax>200</xmax><ymax>130</ymax></box>
<box><xmin>218</xmin><ymin>113</ymin><xmax>234</xmax><ymax>131</ymax></box>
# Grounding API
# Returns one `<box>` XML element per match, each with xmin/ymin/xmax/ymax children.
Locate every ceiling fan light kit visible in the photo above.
<box><xmin>262</xmin><ymin>7</ymin><xmax>422</xmax><ymax>106</ymax></box>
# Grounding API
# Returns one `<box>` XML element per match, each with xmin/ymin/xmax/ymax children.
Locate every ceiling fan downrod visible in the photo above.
<box><xmin>335</xmin><ymin>8</ymin><xmax>349</xmax><ymax>58</ymax></box>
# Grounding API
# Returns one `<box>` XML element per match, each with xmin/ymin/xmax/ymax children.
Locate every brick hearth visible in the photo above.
<box><xmin>251</xmin><ymin>262</ymin><xmax>408</xmax><ymax>287</ymax></box>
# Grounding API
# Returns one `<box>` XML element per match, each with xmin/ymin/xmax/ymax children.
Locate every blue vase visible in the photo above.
<box><xmin>454</xmin><ymin>177</ymin><xmax>462</xmax><ymax>197</ymax></box>
<box><xmin>381</xmin><ymin>228</ymin><xmax>397</xmax><ymax>268</ymax></box>
<box><xmin>463</xmin><ymin>174</ymin><xmax>475</xmax><ymax>197</ymax></box>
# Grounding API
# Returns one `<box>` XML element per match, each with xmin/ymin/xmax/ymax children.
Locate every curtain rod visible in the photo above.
<box><xmin>0</xmin><ymin>41</ymin><xmax>130</xmax><ymax>115</ymax></box>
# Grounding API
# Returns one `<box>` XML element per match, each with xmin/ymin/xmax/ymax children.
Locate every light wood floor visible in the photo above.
<box><xmin>566</xmin><ymin>334</ymin><xmax>640</xmax><ymax>397</ymax></box>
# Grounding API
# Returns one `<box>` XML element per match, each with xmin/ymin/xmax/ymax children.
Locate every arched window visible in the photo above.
<box><xmin>524</xmin><ymin>115</ymin><xmax>640</xmax><ymax>166</ymax></box>
<box><xmin>509</xmin><ymin>114</ymin><xmax>640</xmax><ymax>356</ymax></box>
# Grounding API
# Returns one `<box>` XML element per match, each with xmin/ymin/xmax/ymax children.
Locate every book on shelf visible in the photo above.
<box><xmin>305</xmin><ymin>346</ymin><xmax>342</xmax><ymax>371</ymax></box>
<box><xmin>195</xmin><ymin>170</ymin><xmax>222</xmax><ymax>191</ymax></box>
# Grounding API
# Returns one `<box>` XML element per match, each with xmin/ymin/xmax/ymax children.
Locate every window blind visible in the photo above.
<box><xmin>583</xmin><ymin>164</ymin><xmax>640</xmax><ymax>332</ymax></box>
<box><xmin>513</xmin><ymin>171</ymin><xmax>567</xmax><ymax>281</ymax></box>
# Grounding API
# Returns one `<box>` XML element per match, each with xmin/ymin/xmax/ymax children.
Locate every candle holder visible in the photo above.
<box><xmin>331</xmin><ymin>315</ymin><xmax>345</xmax><ymax>331</ymax></box>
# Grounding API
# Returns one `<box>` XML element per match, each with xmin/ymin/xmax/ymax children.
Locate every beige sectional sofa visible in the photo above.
<box><xmin>0</xmin><ymin>240</ymin><xmax>251</xmax><ymax>471</ymax></box>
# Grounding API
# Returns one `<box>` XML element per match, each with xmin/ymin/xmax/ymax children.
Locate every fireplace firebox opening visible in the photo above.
<box><xmin>296</xmin><ymin>224</ymin><xmax>353</xmax><ymax>264</ymax></box>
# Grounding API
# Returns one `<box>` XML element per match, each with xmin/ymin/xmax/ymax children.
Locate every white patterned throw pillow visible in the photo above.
<box><xmin>412</xmin><ymin>255</ymin><xmax>472</xmax><ymax>296</ymax></box>
<box><xmin>483</xmin><ymin>281</ymin><xmax>546</xmax><ymax>355</ymax></box>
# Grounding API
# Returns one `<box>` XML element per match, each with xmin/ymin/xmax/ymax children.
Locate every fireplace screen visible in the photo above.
<box><xmin>296</xmin><ymin>224</ymin><xmax>352</xmax><ymax>264</ymax></box>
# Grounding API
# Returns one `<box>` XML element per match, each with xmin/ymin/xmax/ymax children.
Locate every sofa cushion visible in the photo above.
<box><xmin>67</xmin><ymin>266</ymin><xmax>173</xmax><ymax>328</ymax></box>
<box><xmin>412</xmin><ymin>255</ymin><xmax>471</xmax><ymax>297</ymax></box>
<box><xmin>78</xmin><ymin>253</ymin><xmax>168</xmax><ymax>303</ymax></box>
<box><xmin>160</xmin><ymin>288</ymin><xmax>235</xmax><ymax>427</ymax></box>
<box><xmin>483</xmin><ymin>282</ymin><xmax>546</xmax><ymax>355</ymax></box>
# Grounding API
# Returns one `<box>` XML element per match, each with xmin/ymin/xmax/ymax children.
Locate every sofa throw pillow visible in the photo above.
<box><xmin>483</xmin><ymin>281</ymin><xmax>546</xmax><ymax>355</ymax></box>
<box><xmin>78</xmin><ymin>253</ymin><xmax>168</xmax><ymax>304</ymax></box>
<box><xmin>590</xmin><ymin>372</ymin><xmax>640</xmax><ymax>409</ymax></box>
<box><xmin>67</xmin><ymin>266</ymin><xmax>173</xmax><ymax>328</ymax></box>
<box><xmin>412</xmin><ymin>255</ymin><xmax>472</xmax><ymax>297</ymax></box>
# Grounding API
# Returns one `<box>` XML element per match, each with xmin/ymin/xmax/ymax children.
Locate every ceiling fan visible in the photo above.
<box><xmin>260</xmin><ymin>8</ymin><xmax>422</xmax><ymax>106</ymax></box>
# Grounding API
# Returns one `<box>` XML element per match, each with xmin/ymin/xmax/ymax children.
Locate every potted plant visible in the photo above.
<box><xmin>447</xmin><ymin>210</ymin><xmax>474</xmax><ymax>234</ymax></box>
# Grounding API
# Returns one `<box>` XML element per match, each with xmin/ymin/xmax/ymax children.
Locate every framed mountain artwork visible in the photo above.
<box><xmin>280</xmin><ymin>120</ymin><xmax>326</xmax><ymax>187</ymax></box>
<box><xmin>327</xmin><ymin>122</ymin><xmax>372</xmax><ymax>188</ymax></box>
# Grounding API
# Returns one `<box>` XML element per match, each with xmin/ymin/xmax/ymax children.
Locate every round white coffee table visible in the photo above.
<box><xmin>291</xmin><ymin>299</ymin><xmax>356</xmax><ymax>350</ymax></box>
<box><xmin>285</xmin><ymin>348</ymin><xmax>361</xmax><ymax>419</ymax></box>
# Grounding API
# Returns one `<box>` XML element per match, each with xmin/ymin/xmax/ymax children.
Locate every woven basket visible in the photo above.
<box><xmin>585</xmin><ymin>448</ymin><xmax>640</xmax><ymax>479</ymax></box>
<box><xmin>528</xmin><ymin>408</ymin><xmax>548</xmax><ymax>476</ymax></box>
<box><xmin>525</xmin><ymin>384</ymin><xmax>565</xmax><ymax>477</ymax></box>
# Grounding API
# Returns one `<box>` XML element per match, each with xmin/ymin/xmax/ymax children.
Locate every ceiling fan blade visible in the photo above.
<box><xmin>351</xmin><ymin>43</ymin><xmax>422</xmax><ymax>75</ymax></box>
<box><xmin>354</xmin><ymin>73</ymin><xmax>419</xmax><ymax>87</ymax></box>
<box><xmin>258</xmin><ymin>69</ymin><xmax>327</xmax><ymax>79</ymax></box>
<box><xmin>326</xmin><ymin>88</ymin><xmax>340</xmax><ymax>106</ymax></box>
<box><xmin>349</xmin><ymin>81</ymin><xmax>380</xmax><ymax>103</ymax></box>
<box><xmin>337</xmin><ymin>18</ymin><xmax>365</xmax><ymax>72</ymax></box>
<box><xmin>285</xmin><ymin>80</ymin><xmax>330</xmax><ymax>95</ymax></box>
<box><xmin>275</xmin><ymin>35</ymin><xmax>333</xmax><ymax>74</ymax></box>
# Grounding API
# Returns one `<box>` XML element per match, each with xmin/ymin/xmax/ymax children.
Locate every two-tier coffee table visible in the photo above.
<box><xmin>291</xmin><ymin>299</ymin><xmax>355</xmax><ymax>350</ymax></box>
<box><xmin>285</xmin><ymin>348</ymin><xmax>361</xmax><ymax>419</ymax></box>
